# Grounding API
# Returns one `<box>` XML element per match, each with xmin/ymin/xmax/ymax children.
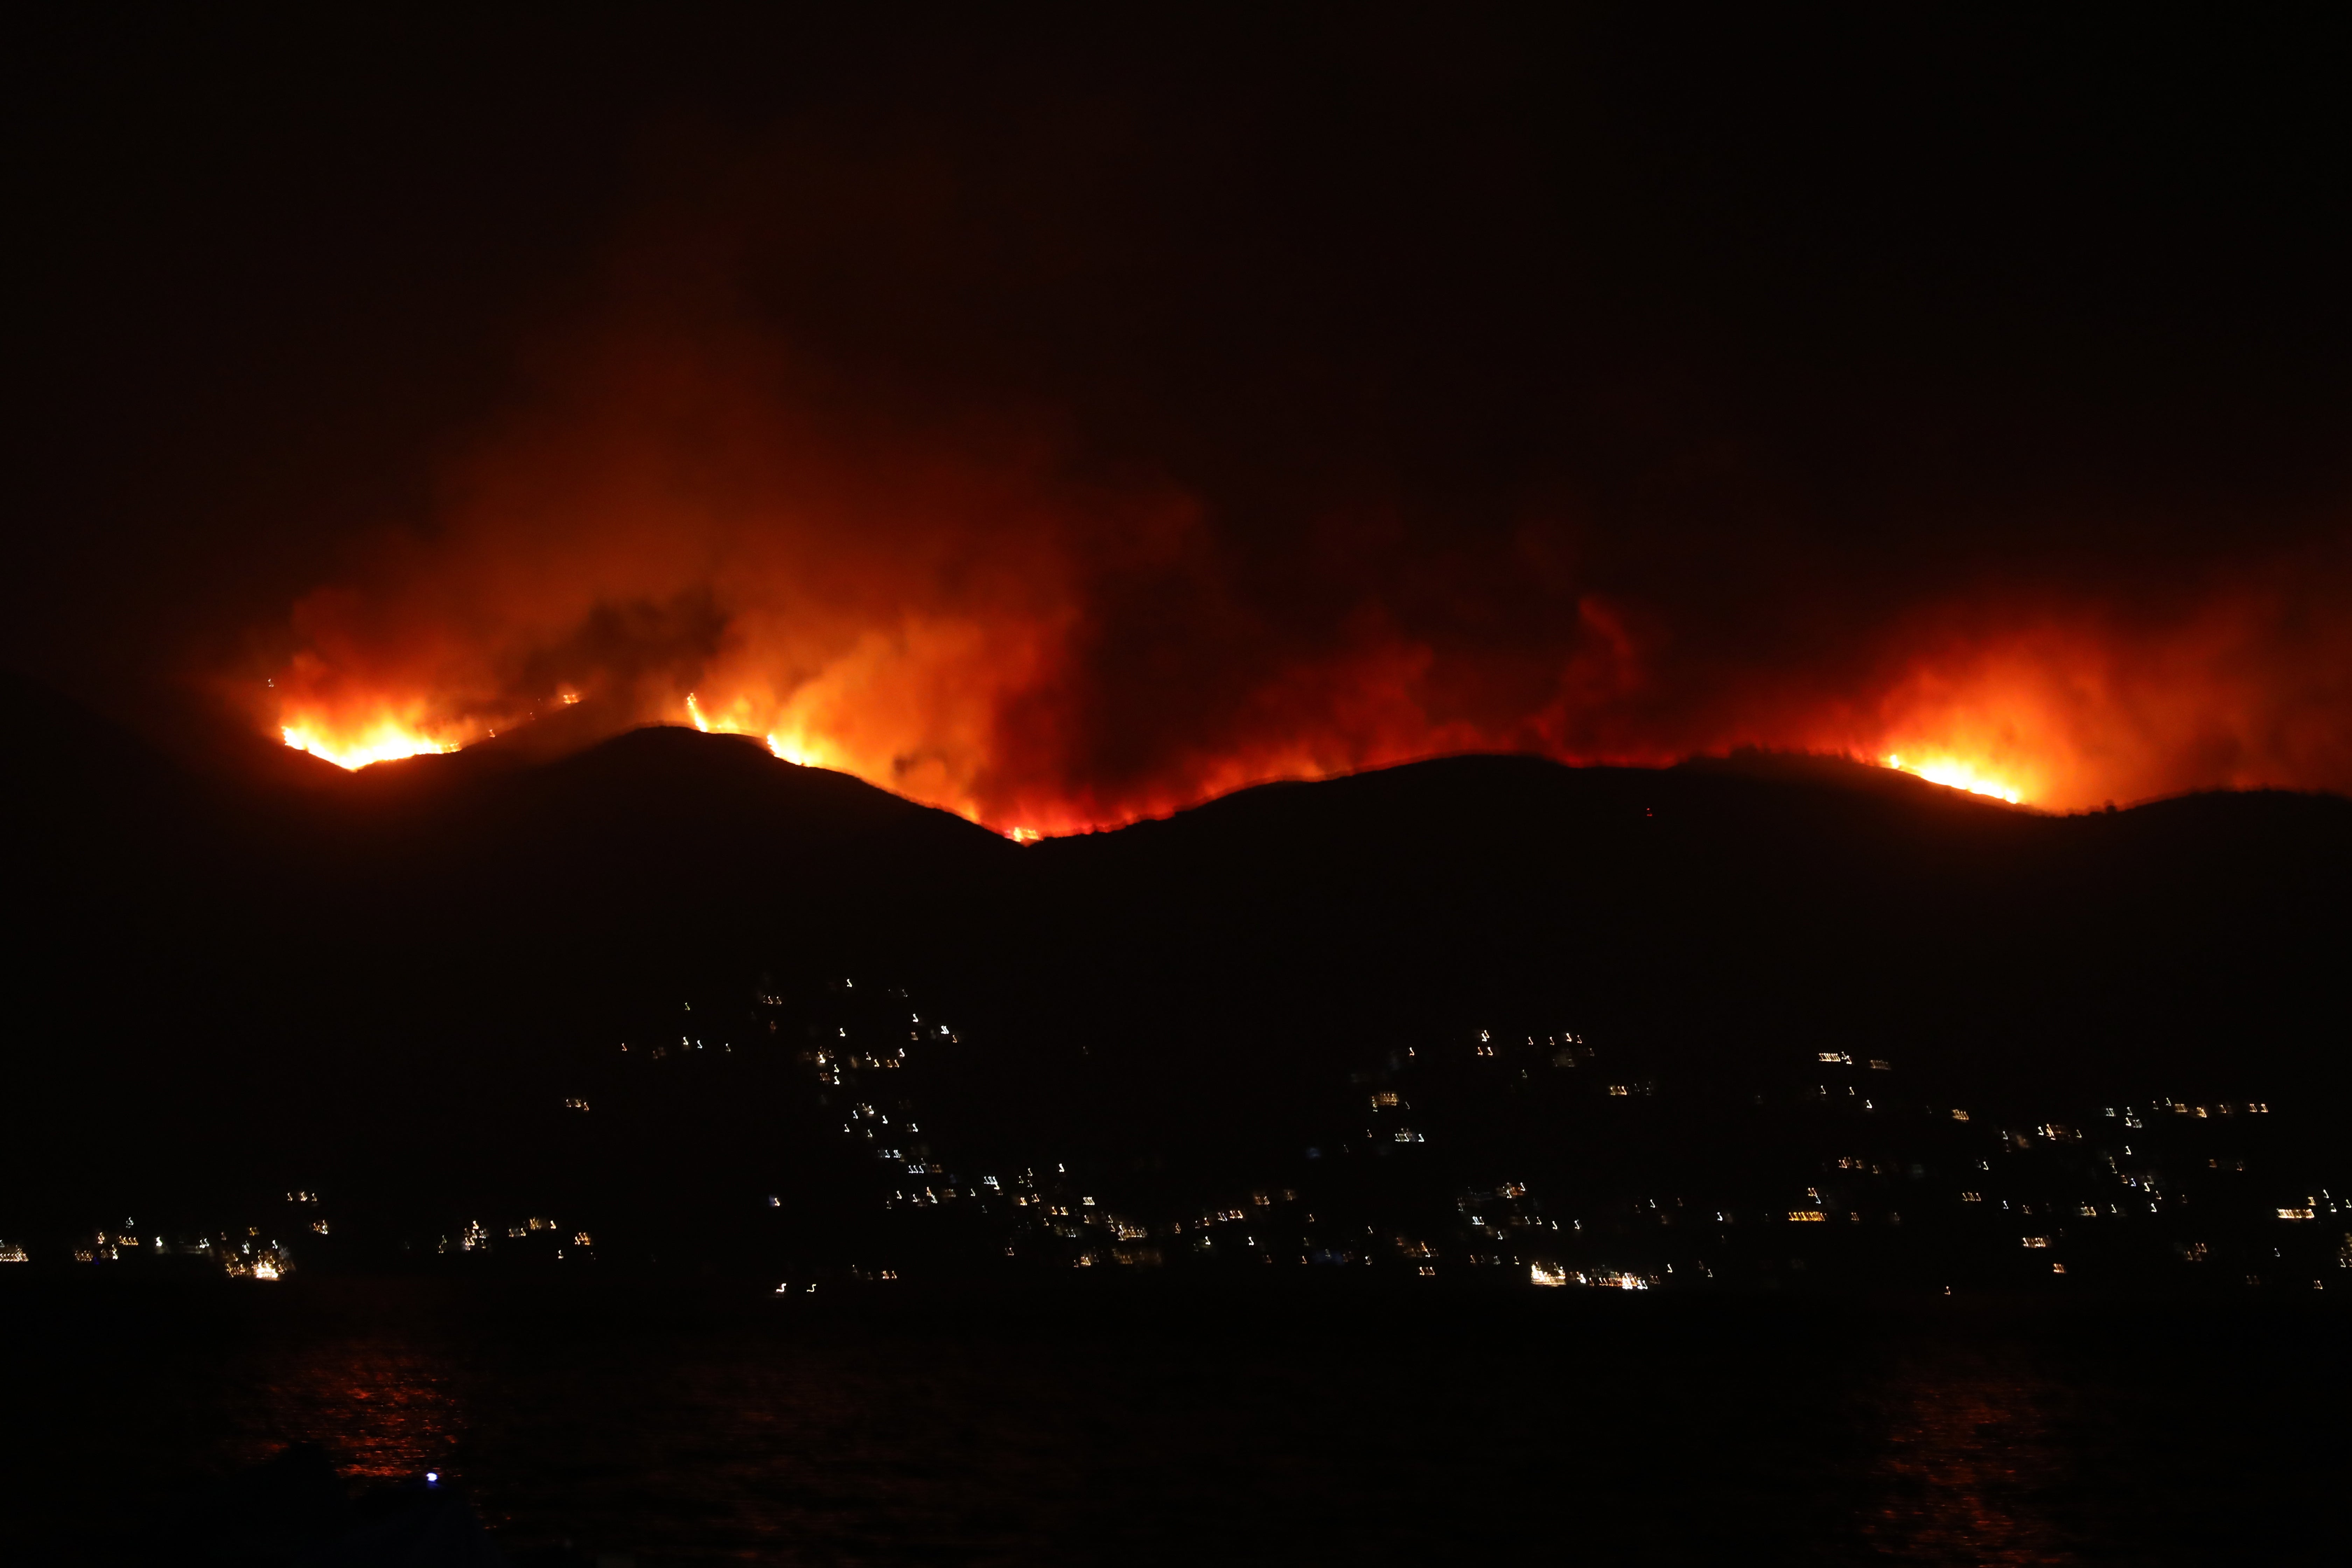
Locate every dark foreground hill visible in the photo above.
<box><xmin>3</xmin><ymin>682</ymin><xmax>2346</xmax><ymax>1288</ymax></box>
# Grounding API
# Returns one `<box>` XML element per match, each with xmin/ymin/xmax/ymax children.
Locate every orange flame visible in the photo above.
<box><xmin>258</xmin><ymin>293</ymin><xmax>2352</xmax><ymax>823</ymax></box>
<box><xmin>1882</xmin><ymin>754</ymin><xmax>2023</xmax><ymax>805</ymax></box>
<box><xmin>281</xmin><ymin>719</ymin><xmax>460</xmax><ymax>772</ymax></box>
<box><xmin>272</xmin><ymin>577</ymin><xmax>2352</xmax><ymax>823</ymax></box>
<box><xmin>270</xmin><ymin>583</ymin><xmax>2352</xmax><ymax>824</ymax></box>
<box><xmin>234</xmin><ymin>99</ymin><xmax>2352</xmax><ymax>827</ymax></box>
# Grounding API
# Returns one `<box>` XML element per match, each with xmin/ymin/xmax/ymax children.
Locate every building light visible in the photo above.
<box><xmin>2022</xmin><ymin>1237</ymin><xmax>2050</xmax><ymax>1248</ymax></box>
<box><xmin>1788</xmin><ymin>1210</ymin><xmax>1827</xmax><ymax>1223</ymax></box>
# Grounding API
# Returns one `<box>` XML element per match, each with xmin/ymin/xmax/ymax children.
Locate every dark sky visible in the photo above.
<box><xmin>8</xmin><ymin>8</ymin><xmax>2350</xmax><ymax>820</ymax></box>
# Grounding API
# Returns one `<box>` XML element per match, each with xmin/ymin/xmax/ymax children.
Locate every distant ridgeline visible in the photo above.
<box><xmin>4</xmin><ymin>705</ymin><xmax>2349</xmax><ymax>1294</ymax></box>
<box><xmin>8</xmin><ymin>966</ymin><xmax>2345</xmax><ymax>1296</ymax></box>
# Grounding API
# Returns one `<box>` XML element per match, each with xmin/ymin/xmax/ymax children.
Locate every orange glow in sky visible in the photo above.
<box><xmin>267</xmin><ymin>558</ymin><xmax>2342</xmax><ymax>824</ymax></box>
<box><xmin>243</xmin><ymin>118</ymin><xmax>2352</xmax><ymax>832</ymax></box>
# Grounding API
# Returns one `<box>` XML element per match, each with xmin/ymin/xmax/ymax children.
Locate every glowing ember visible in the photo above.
<box><xmin>281</xmin><ymin>722</ymin><xmax>457</xmax><ymax>771</ymax></box>
<box><xmin>1884</xmin><ymin>753</ymin><xmax>2024</xmax><ymax>805</ymax></box>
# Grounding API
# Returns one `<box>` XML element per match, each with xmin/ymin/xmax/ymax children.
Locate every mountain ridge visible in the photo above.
<box><xmin>2</xmin><ymin>680</ymin><xmax>2344</xmax><ymax>1240</ymax></box>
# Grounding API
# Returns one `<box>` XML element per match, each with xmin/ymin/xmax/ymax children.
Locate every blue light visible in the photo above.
<box><xmin>425</xmin><ymin>1471</ymin><xmax>439</xmax><ymax>1484</ymax></box>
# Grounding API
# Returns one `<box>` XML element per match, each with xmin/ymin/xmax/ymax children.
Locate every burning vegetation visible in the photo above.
<box><xmin>247</xmin><ymin>96</ymin><xmax>2352</xmax><ymax>827</ymax></box>
<box><xmin>253</xmin><ymin>317</ymin><xmax>2348</xmax><ymax>826</ymax></box>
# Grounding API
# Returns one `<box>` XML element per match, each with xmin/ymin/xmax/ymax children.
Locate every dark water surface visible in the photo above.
<box><xmin>3</xmin><ymin>1279</ymin><xmax>2339</xmax><ymax>1564</ymax></box>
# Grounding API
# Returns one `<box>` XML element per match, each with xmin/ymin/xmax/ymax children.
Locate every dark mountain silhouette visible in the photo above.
<box><xmin>968</xmin><ymin>750</ymin><xmax>2347</xmax><ymax>1210</ymax></box>
<box><xmin>2</xmin><ymin>677</ymin><xmax>2344</xmax><ymax>1280</ymax></box>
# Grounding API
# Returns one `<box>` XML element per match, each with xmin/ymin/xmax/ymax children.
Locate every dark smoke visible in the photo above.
<box><xmin>10</xmin><ymin>12</ymin><xmax>2350</xmax><ymax>814</ymax></box>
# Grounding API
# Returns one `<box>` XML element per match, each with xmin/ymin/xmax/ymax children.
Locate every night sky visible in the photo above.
<box><xmin>9</xmin><ymin>9</ymin><xmax>2351</xmax><ymax>825</ymax></box>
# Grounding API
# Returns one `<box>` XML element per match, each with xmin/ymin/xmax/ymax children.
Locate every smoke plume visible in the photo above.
<box><xmin>262</xmin><ymin>40</ymin><xmax>2352</xmax><ymax>824</ymax></box>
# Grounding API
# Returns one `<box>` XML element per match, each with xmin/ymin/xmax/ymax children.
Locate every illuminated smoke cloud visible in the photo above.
<box><xmin>266</xmin><ymin>118</ymin><xmax>2352</xmax><ymax>824</ymax></box>
<box><xmin>268</xmin><ymin>325</ymin><xmax>1647</xmax><ymax>826</ymax></box>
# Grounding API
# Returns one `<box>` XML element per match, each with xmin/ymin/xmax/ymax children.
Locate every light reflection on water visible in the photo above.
<box><xmin>205</xmin><ymin>1315</ymin><xmax>2113</xmax><ymax>1564</ymax></box>
<box><xmin>1855</xmin><ymin>1346</ymin><xmax>2082</xmax><ymax>1566</ymax></box>
<box><xmin>224</xmin><ymin>1335</ymin><xmax>468</xmax><ymax>1482</ymax></box>
<box><xmin>9</xmin><ymin>1290</ymin><xmax>2337</xmax><ymax>1565</ymax></box>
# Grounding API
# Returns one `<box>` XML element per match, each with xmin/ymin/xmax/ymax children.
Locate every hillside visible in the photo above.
<box><xmin>3</xmin><ymin>687</ymin><xmax>2346</xmax><ymax>1280</ymax></box>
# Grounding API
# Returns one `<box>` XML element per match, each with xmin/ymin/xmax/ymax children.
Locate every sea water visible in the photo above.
<box><xmin>2</xmin><ymin>1278</ymin><xmax>2339</xmax><ymax>1565</ymax></box>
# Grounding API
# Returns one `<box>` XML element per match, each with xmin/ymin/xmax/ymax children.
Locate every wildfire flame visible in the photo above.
<box><xmin>281</xmin><ymin>720</ymin><xmax>459</xmax><ymax>772</ymax></box>
<box><xmin>764</xmin><ymin>732</ymin><xmax>826</xmax><ymax>769</ymax></box>
<box><xmin>255</xmin><ymin>306</ymin><xmax>2350</xmax><ymax>823</ymax></box>
<box><xmin>1882</xmin><ymin>754</ymin><xmax>2024</xmax><ymax>805</ymax></box>
<box><xmin>233</xmin><ymin>94</ymin><xmax>2352</xmax><ymax>828</ymax></box>
<box><xmin>276</xmin><ymin>695</ymin><xmax>2041</xmax><ymax>824</ymax></box>
<box><xmin>689</xmin><ymin>695</ymin><xmax>838</xmax><ymax>782</ymax></box>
